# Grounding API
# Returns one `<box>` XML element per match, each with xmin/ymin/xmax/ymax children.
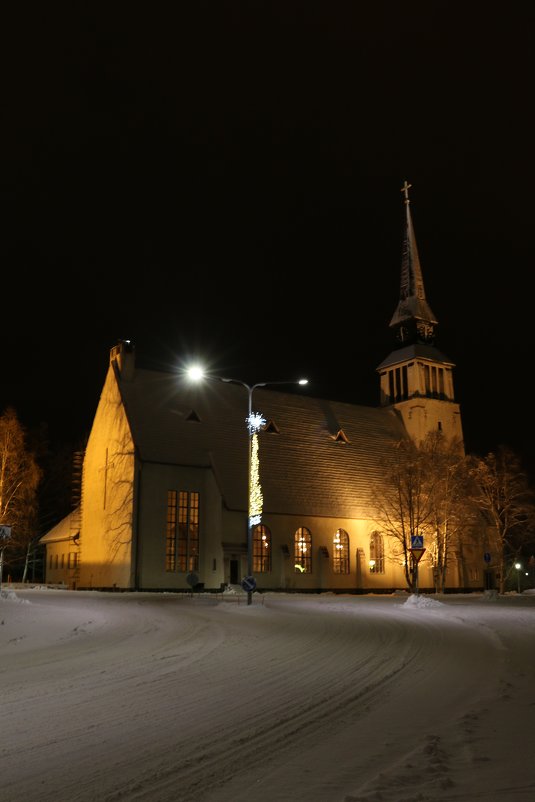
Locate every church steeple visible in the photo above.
<box><xmin>376</xmin><ymin>182</ymin><xmax>464</xmax><ymax>449</ymax></box>
<box><xmin>389</xmin><ymin>180</ymin><xmax>438</xmax><ymax>345</ymax></box>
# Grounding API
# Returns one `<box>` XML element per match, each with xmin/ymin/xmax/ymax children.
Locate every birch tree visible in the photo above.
<box><xmin>467</xmin><ymin>446</ymin><xmax>535</xmax><ymax>594</ymax></box>
<box><xmin>420</xmin><ymin>432</ymin><xmax>472</xmax><ymax>593</ymax></box>
<box><xmin>370</xmin><ymin>438</ymin><xmax>434</xmax><ymax>592</ymax></box>
<box><xmin>0</xmin><ymin>407</ymin><xmax>42</xmax><ymax>581</ymax></box>
<box><xmin>372</xmin><ymin>432</ymin><xmax>476</xmax><ymax>593</ymax></box>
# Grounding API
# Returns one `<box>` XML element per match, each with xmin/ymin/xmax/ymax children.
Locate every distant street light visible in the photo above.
<box><xmin>515</xmin><ymin>562</ymin><xmax>522</xmax><ymax>594</ymax></box>
<box><xmin>186</xmin><ymin>367</ymin><xmax>308</xmax><ymax>605</ymax></box>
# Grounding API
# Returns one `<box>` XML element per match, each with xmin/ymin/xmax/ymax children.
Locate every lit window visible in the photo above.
<box><xmin>165</xmin><ymin>490</ymin><xmax>177</xmax><ymax>572</ymax></box>
<box><xmin>165</xmin><ymin>490</ymin><xmax>200</xmax><ymax>572</ymax></box>
<box><xmin>253</xmin><ymin>525</ymin><xmax>271</xmax><ymax>573</ymax></box>
<box><xmin>178</xmin><ymin>491</ymin><xmax>199</xmax><ymax>572</ymax></box>
<box><xmin>294</xmin><ymin>527</ymin><xmax>312</xmax><ymax>573</ymax></box>
<box><xmin>369</xmin><ymin>531</ymin><xmax>385</xmax><ymax>573</ymax></box>
<box><xmin>333</xmin><ymin>529</ymin><xmax>350</xmax><ymax>574</ymax></box>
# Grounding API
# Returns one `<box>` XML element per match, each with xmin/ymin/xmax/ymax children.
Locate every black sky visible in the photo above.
<box><xmin>2</xmin><ymin>3</ymin><xmax>535</xmax><ymax>473</ymax></box>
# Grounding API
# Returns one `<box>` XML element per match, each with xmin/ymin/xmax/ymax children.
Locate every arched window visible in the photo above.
<box><xmin>253</xmin><ymin>524</ymin><xmax>271</xmax><ymax>572</ymax></box>
<box><xmin>294</xmin><ymin>527</ymin><xmax>312</xmax><ymax>573</ymax></box>
<box><xmin>333</xmin><ymin>529</ymin><xmax>350</xmax><ymax>574</ymax></box>
<box><xmin>369</xmin><ymin>531</ymin><xmax>385</xmax><ymax>573</ymax></box>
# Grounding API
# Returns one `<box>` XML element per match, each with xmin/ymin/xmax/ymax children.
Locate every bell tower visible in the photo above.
<box><xmin>376</xmin><ymin>182</ymin><xmax>464</xmax><ymax>448</ymax></box>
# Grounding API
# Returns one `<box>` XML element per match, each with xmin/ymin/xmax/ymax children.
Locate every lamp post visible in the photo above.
<box><xmin>515</xmin><ymin>562</ymin><xmax>522</xmax><ymax>594</ymax></box>
<box><xmin>186</xmin><ymin>368</ymin><xmax>308</xmax><ymax>605</ymax></box>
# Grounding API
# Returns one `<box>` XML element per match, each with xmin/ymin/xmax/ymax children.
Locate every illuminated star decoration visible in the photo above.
<box><xmin>247</xmin><ymin>411</ymin><xmax>266</xmax><ymax>527</ymax></box>
<box><xmin>247</xmin><ymin>412</ymin><xmax>266</xmax><ymax>434</ymax></box>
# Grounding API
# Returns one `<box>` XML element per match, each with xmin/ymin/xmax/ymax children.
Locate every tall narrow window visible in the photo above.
<box><xmin>402</xmin><ymin>365</ymin><xmax>408</xmax><ymax>399</ymax></box>
<box><xmin>369</xmin><ymin>531</ymin><xmax>385</xmax><ymax>574</ymax></box>
<box><xmin>253</xmin><ymin>524</ymin><xmax>271</xmax><ymax>573</ymax></box>
<box><xmin>333</xmin><ymin>529</ymin><xmax>350</xmax><ymax>574</ymax></box>
<box><xmin>165</xmin><ymin>490</ymin><xmax>177</xmax><ymax>571</ymax></box>
<box><xmin>178</xmin><ymin>491</ymin><xmax>199</xmax><ymax>572</ymax></box>
<box><xmin>395</xmin><ymin>367</ymin><xmax>401</xmax><ymax>401</ymax></box>
<box><xmin>424</xmin><ymin>364</ymin><xmax>431</xmax><ymax>396</ymax></box>
<box><xmin>294</xmin><ymin>527</ymin><xmax>312</xmax><ymax>573</ymax></box>
<box><xmin>166</xmin><ymin>490</ymin><xmax>200</xmax><ymax>572</ymax></box>
<box><xmin>438</xmin><ymin>367</ymin><xmax>445</xmax><ymax>396</ymax></box>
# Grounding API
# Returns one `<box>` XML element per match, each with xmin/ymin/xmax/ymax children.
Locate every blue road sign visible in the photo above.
<box><xmin>411</xmin><ymin>535</ymin><xmax>424</xmax><ymax>549</ymax></box>
<box><xmin>241</xmin><ymin>575</ymin><xmax>257</xmax><ymax>593</ymax></box>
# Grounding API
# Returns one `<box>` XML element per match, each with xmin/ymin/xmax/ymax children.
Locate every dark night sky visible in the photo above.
<box><xmin>2</xmin><ymin>3</ymin><xmax>535</xmax><ymax>474</ymax></box>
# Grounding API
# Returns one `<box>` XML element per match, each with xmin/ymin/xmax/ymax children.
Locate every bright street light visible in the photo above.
<box><xmin>515</xmin><ymin>562</ymin><xmax>522</xmax><ymax>594</ymax></box>
<box><xmin>186</xmin><ymin>367</ymin><xmax>308</xmax><ymax>605</ymax></box>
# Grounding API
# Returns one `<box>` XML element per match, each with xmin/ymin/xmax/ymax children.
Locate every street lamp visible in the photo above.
<box><xmin>186</xmin><ymin>367</ymin><xmax>308</xmax><ymax>605</ymax></box>
<box><xmin>515</xmin><ymin>562</ymin><xmax>522</xmax><ymax>594</ymax></box>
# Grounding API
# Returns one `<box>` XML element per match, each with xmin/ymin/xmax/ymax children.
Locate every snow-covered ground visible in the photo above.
<box><xmin>1</xmin><ymin>586</ymin><xmax>534</xmax><ymax>802</ymax></box>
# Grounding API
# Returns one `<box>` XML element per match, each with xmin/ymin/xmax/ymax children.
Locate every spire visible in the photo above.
<box><xmin>389</xmin><ymin>181</ymin><xmax>438</xmax><ymax>345</ymax></box>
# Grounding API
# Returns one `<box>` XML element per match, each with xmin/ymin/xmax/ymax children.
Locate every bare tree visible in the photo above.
<box><xmin>0</xmin><ymin>407</ymin><xmax>42</xmax><ymax>582</ymax></box>
<box><xmin>467</xmin><ymin>446</ymin><xmax>535</xmax><ymax>594</ymax></box>
<box><xmin>371</xmin><ymin>432</ymin><xmax>481</xmax><ymax>593</ymax></box>
<box><xmin>420</xmin><ymin>432</ymin><xmax>472</xmax><ymax>592</ymax></box>
<box><xmin>370</xmin><ymin>438</ymin><xmax>435</xmax><ymax>592</ymax></box>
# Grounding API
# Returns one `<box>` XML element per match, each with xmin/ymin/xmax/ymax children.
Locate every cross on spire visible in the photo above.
<box><xmin>401</xmin><ymin>180</ymin><xmax>412</xmax><ymax>205</ymax></box>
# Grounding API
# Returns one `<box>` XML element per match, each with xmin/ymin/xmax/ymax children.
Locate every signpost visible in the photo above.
<box><xmin>409</xmin><ymin>535</ymin><xmax>425</xmax><ymax>596</ymax></box>
<box><xmin>410</xmin><ymin>548</ymin><xmax>426</xmax><ymax>564</ymax></box>
<box><xmin>241</xmin><ymin>575</ymin><xmax>256</xmax><ymax>594</ymax></box>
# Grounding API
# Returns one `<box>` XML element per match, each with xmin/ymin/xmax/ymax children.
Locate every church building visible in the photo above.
<box><xmin>41</xmin><ymin>187</ymin><xmax>485</xmax><ymax>594</ymax></box>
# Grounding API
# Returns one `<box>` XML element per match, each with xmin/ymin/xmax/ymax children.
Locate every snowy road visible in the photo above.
<box><xmin>1</xmin><ymin>589</ymin><xmax>534</xmax><ymax>802</ymax></box>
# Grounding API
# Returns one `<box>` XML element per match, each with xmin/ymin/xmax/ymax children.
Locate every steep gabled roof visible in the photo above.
<box><xmin>39</xmin><ymin>509</ymin><xmax>80</xmax><ymax>544</ymax></box>
<box><xmin>117</xmin><ymin>368</ymin><xmax>409</xmax><ymax>519</ymax></box>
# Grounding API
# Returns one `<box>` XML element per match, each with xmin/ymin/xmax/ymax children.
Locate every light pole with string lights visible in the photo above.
<box><xmin>186</xmin><ymin>368</ymin><xmax>308</xmax><ymax>605</ymax></box>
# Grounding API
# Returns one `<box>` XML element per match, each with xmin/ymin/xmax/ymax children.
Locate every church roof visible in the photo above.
<box><xmin>377</xmin><ymin>342</ymin><xmax>455</xmax><ymax>371</ymax></box>
<box><xmin>39</xmin><ymin>509</ymin><xmax>79</xmax><ymax>544</ymax></box>
<box><xmin>117</xmin><ymin>367</ymin><xmax>409</xmax><ymax>520</ymax></box>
